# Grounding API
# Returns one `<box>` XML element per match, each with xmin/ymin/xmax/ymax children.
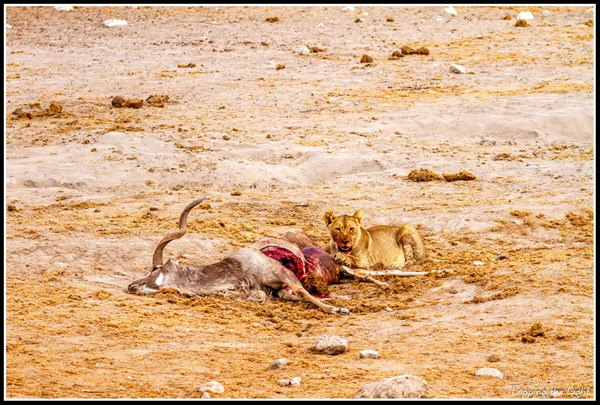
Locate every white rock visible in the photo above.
<box><xmin>103</xmin><ymin>19</ymin><xmax>128</xmax><ymax>27</ymax></box>
<box><xmin>278</xmin><ymin>379</ymin><xmax>290</xmax><ymax>387</ymax></box>
<box><xmin>516</xmin><ymin>11</ymin><xmax>534</xmax><ymax>21</ymax></box>
<box><xmin>315</xmin><ymin>335</ymin><xmax>348</xmax><ymax>355</ymax></box>
<box><xmin>315</xmin><ymin>22</ymin><xmax>324</xmax><ymax>28</ymax></box>
<box><xmin>197</xmin><ymin>381</ymin><xmax>224</xmax><ymax>394</ymax></box>
<box><xmin>296</xmin><ymin>45</ymin><xmax>310</xmax><ymax>55</ymax></box>
<box><xmin>290</xmin><ymin>377</ymin><xmax>302</xmax><ymax>386</ymax></box>
<box><xmin>542</xmin><ymin>10</ymin><xmax>550</xmax><ymax>16</ymax></box>
<box><xmin>201</xmin><ymin>392</ymin><xmax>211</xmax><ymax>399</ymax></box>
<box><xmin>475</xmin><ymin>367</ymin><xmax>504</xmax><ymax>379</ymax></box>
<box><xmin>54</xmin><ymin>6</ymin><xmax>73</xmax><ymax>11</ymax></box>
<box><xmin>360</xmin><ymin>350</ymin><xmax>379</xmax><ymax>359</ymax></box>
<box><xmin>450</xmin><ymin>63</ymin><xmax>465</xmax><ymax>74</ymax></box>
<box><xmin>6</xmin><ymin>24</ymin><xmax>12</xmax><ymax>29</ymax></box>
<box><xmin>444</xmin><ymin>6</ymin><xmax>458</xmax><ymax>16</ymax></box>
<box><xmin>355</xmin><ymin>375</ymin><xmax>428</xmax><ymax>398</ymax></box>
<box><xmin>342</xmin><ymin>6</ymin><xmax>355</xmax><ymax>12</ymax></box>
<box><xmin>473</xmin><ymin>261</ymin><xmax>484</xmax><ymax>266</ymax></box>
<box><xmin>340</xmin><ymin>307</ymin><xmax>350</xmax><ymax>315</ymax></box>
<box><xmin>269</xmin><ymin>358</ymin><xmax>288</xmax><ymax>370</ymax></box>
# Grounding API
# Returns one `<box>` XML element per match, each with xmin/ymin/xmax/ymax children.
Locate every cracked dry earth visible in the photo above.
<box><xmin>4</xmin><ymin>5</ymin><xmax>595</xmax><ymax>399</ymax></box>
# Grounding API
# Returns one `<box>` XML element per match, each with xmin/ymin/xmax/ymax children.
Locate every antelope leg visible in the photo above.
<box><xmin>340</xmin><ymin>266</ymin><xmax>390</xmax><ymax>290</ymax></box>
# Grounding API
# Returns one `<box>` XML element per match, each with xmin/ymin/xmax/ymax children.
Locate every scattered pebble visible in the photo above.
<box><xmin>276</xmin><ymin>64</ymin><xmax>285</xmax><ymax>70</ymax></box>
<box><xmin>487</xmin><ymin>354</ymin><xmax>500</xmax><ymax>363</ymax></box>
<box><xmin>360</xmin><ymin>54</ymin><xmax>374</xmax><ymax>63</ymax></box>
<box><xmin>442</xmin><ymin>171</ymin><xmax>476</xmax><ymax>181</ymax></box>
<box><xmin>450</xmin><ymin>63</ymin><xmax>466</xmax><ymax>74</ymax></box>
<box><xmin>401</xmin><ymin>45</ymin><xmax>430</xmax><ymax>55</ymax></box>
<box><xmin>197</xmin><ymin>381</ymin><xmax>224</xmax><ymax>394</ymax></box>
<box><xmin>360</xmin><ymin>350</ymin><xmax>379</xmax><ymax>359</ymax></box>
<box><xmin>475</xmin><ymin>367</ymin><xmax>504</xmax><ymax>379</ymax></box>
<box><xmin>121</xmin><ymin>99</ymin><xmax>141</xmax><ymax>109</ymax></box>
<box><xmin>354</xmin><ymin>18</ymin><xmax>363</xmax><ymax>23</ymax></box>
<box><xmin>146</xmin><ymin>94</ymin><xmax>170</xmax><ymax>107</ymax></box>
<box><xmin>278</xmin><ymin>379</ymin><xmax>290</xmax><ymax>387</ymax></box>
<box><xmin>104</xmin><ymin>19</ymin><xmax>128</xmax><ymax>27</ymax></box>
<box><xmin>339</xmin><ymin>307</ymin><xmax>350</xmax><ymax>315</ymax></box>
<box><xmin>309</xmin><ymin>46</ymin><xmax>326</xmax><ymax>53</ymax></box>
<box><xmin>7</xmin><ymin>204</ymin><xmax>18</xmax><ymax>212</ymax></box>
<box><xmin>492</xmin><ymin>255</ymin><xmax>509</xmax><ymax>261</ymax></box>
<box><xmin>515</xmin><ymin>19</ymin><xmax>529</xmax><ymax>27</ymax></box>
<box><xmin>517</xmin><ymin>11</ymin><xmax>534</xmax><ymax>20</ymax></box>
<box><xmin>355</xmin><ymin>375</ymin><xmax>428</xmax><ymax>398</ymax></box>
<box><xmin>177</xmin><ymin>62</ymin><xmax>196</xmax><ymax>68</ymax></box>
<box><xmin>407</xmin><ymin>168</ymin><xmax>444</xmax><ymax>182</ymax></box>
<box><xmin>265</xmin><ymin>17</ymin><xmax>279</xmax><ymax>23</ymax></box>
<box><xmin>201</xmin><ymin>392</ymin><xmax>211</xmax><ymax>399</ymax></box>
<box><xmin>290</xmin><ymin>377</ymin><xmax>302</xmax><ymax>386</ymax></box>
<box><xmin>314</xmin><ymin>335</ymin><xmax>348</xmax><ymax>355</ymax></box>
<box><xmin>384</xmin><ymin>307</ymin><xmax>393</xmax><ymax>312</ymax></box>
<box><xmin>342</xmin><ymin>6</ymin><xmax>355</xmax><ymax>12</ymax></box>
<box><xmin>473</xmin><ymin>261</ymin><xmax>484</xmax><ymax>266</ymax></box>
<box><xmin>112</xmin><ymin>96</ymin><xmax>135</xmax><ymax>108</ymax></box>
<box><xmin>386</xmin><ymin>17</ymin><xmax>394</xmax><ymax>22</ymax></box>
<box><xmin>388</xmin><ymin>50</ymin><xmax>404</xmax><ymax>60</ymax></box>
<box><xmin>444</xmin><ymin>6</ymin><xmax>458</xmax><ymax>16</ymax></box>
<box><xmin>54</xmin><ymin>6</ymin><xmax>73</xmax><ymax>11</ymax></box>
<box><xmin>269</xmin><ymin>358</ymin><xmax>288</xmax><ymax>370</ymax></box>
<box><xmin>231</xmin><ymin>190</ymin><xmax>242</xmax><ymax>196</ymax></box>
<box><xmin>297</xmin><ymin>45</ymin><xmax>310</xmax><ymax>55</ymax></box>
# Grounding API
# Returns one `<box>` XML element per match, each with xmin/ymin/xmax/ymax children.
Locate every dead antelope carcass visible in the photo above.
<box><xmin>127</xmin><ymin>198</ymin><xmax>348</xmax><ymax>314</ymax></box>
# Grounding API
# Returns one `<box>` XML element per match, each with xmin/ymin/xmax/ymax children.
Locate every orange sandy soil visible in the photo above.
<box><xmin>5</xmin><ymin>5</ymin><xmax>595</xmax><ymax>399</ymax></box>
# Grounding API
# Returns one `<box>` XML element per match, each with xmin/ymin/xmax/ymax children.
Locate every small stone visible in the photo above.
<box><xmin>231</xmin><ymin>190</ymin><xmax>242</xmax><ymax>196</ymax></box>
<box><xmin>104</xmin><ymin>19</ymin><xmax>128</xmax><ymax>27</ymax></box>
<box><xmin>384</xmin><ymin>307</ymin><xmax>393</xmax><ymax>312</ymax></box>
<box><xmin>515</xmin><ymin>19</ymin><xmax>529</xmax><ymax>27</ymax></box>
<box><xmin>516</xmin><ymin>11</ymin><xmax>534</xmax><ymax>20</ymax></box>
<box><xmin>278</xmin><ymin>379</ymin><xmax>290</xmax><ymax>387</ymax></box>
<box><xmin>444</xmin><ymin>6</ymin><xmax>458</xmax><ymax>16</ymax></box>
<box><xmin>386</xmin><ymin>17</ymin><xmax>394</xmax><ymax>22</ymax></box>
<box><xmin>111</xmin><ymin>96</ymin><xmax>126</xmax><ymax>108</ymax></box>
<box><xmin>125</xmin><ymin>99</ymin><xmax>143</xmax><ymax>109</ymax></box>
<box><xmin>339</xmin><ymin>307</ymin><xmax>350</xmax><ymax>315</ymax></box>
<box><xmin>315</xmin><ymin>335</ymin><xmax>348</xmax><ymax>355</ymax></box>
<box><xmin>290</xmin><ymin>377</ymin><xmax>302</xmax><ymax>386</ymax></box>
<box><xmin>342</xmin><ymin>6</ymin><xmax>355</xmax><ymax>11</ymax></box>
<box><xmin>355</xmin><ymin>18</ymin><xmax>363</xmax><ymax>23</ymax></box>
<box><xmin>276</xmin><ymin>64</ymin><xmax>285</xmax><ymax>70</ymax></box>
<box><xmin>487</xmin><ymin>354</ymin><xmax>500</xmax><ymax>363</ymax></box>
<box><xmin>360</xmin><ymin>54</ymin><xmax>373</xmax><ymax>63</ymax></box>
<box><xmin>473</xmin><ymin>261</ymin><xmax>484</xmax><ymax>266</ymax></box>
<box><xmin>297</xmin><ymin>45</ymin><xmax>310</xmax><ymax>55</ymax></box>
<box><xmin>268</xmin><ymin>358</ymin><xmax>288</xmax><ymax>370</ymax></box>
<box><xmin>223</xmin><ymin>135</ymin><xmax>231</xmax><ymax>140</ymax></box>
<box><xmin>450</xmin><ymin>63</ymin><xmax>466</xmax><ymax>74</ymax></box>
<box><xmin>360</xmin><ymin>350</ymin><xmax>379</xmax><ymax>359</ymax></box>
<box><xmin>266</xmin><ymin>17</ymin><xmax>279</xmax><ymax>23</ymax></box>
<box><xmin>197</xmin><ymin>381</ymin><xmax>224</xmax><ymax>394</ymax></box>
<box><xmin>475</xmin><ymin>367</ymin><xmax>503</xmax><ymax>379</ymax></box>
<box><xmin>201</xmin><ymin>392</ymin><xmax>211</xmax><ymax>399</ymax></box>
<box><xmin>355</xmin><ymin>375</ymin><xmax>428</xmax><ymax>398</ymax></box>
<box><xmin>447</xmin><ymin>287</ymin><xmax>458</xmax><ymax>294</ymax></box>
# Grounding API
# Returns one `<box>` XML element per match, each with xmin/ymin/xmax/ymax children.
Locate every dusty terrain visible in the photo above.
<box><xmin>4</xmin><ymin>5</ymin><xmax>595</xmax><ymax>399</ymax></box>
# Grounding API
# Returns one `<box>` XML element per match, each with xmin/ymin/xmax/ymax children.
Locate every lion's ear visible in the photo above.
<box><xmin>323</xmin><ymin>211</ymin><xmax>336</xmax><ymax>226</ymax></box>
<box><xmin>352</xmin><ymin>209</ymin><xmax>363</xmax><ymax>223</ymax></box>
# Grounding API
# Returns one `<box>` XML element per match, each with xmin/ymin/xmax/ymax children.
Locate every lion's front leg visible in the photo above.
<box><xmin>333</xmin><ymin>252</ymin><xmax>354</xmax><ymax>267</ymax></box>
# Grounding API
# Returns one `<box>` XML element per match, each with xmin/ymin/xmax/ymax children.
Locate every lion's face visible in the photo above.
<box><xmin>323</xmin><ymin>210</ymin><xmax>363</xmax><ymax>253</ymax></box>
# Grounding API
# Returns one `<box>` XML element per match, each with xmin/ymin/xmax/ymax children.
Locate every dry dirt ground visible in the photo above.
<box><xmin>4</xmin><ymin>5</ymin><xmax>595</xmax><ymax>399</ymax></box>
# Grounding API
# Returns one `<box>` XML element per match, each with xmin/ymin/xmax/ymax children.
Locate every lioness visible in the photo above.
<box><xmin>323</xmin><ymin>209</ymin><xmax>426</xmax><ymax>269</ymax></box>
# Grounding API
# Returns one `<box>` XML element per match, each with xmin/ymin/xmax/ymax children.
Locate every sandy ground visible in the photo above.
<box><xmin>4</xmin><ymin>5</ymin><xmax>595</xmax><ymax>399</ymax></box>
